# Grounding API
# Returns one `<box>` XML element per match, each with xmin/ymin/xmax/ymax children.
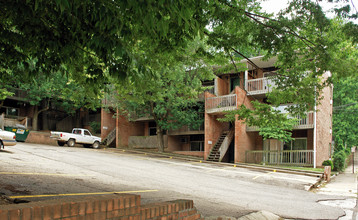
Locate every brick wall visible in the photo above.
<box><xmin>204</xmin><ymin>114</ymin><xmax>226</xmax><ymax>159</ymax></box>
<box><xmin>167</xmin><ymin>136</ymin><xmax>186</xmax><ymax>151</ymax></box>
<box><xmin>0</xmin><ymin>194</ymin><xmax>202</xmax><ymax>220</ymax></box>
<box><xmin>216</xmin><ymin>77</ymin><xmax>229</xmax><ymax>96</ymax></box>
<box><xmin>26</xmin><ymin>131</ymin><xmax>57</xmax><ymax>146</ymax></box>
<box><xmin>116</xmin><ymin>111</ymin><xmax>145</xmax><ymax>148</ymax></box>
<box><xmin>316</xmin><ymin>76</ymin><xmax>333</xmax><ymax>167</ymax></box>
<box><xmin>101</xmin><ymin>108</ymin><xmax>116</xmax><ymax>140</ymax></box>
<box><xmin>234</xmin><ymin>87</ymin><xmax>256</xmax><ymax>163</ymax></box>
<box><xmin>307</xmin><ymin>129</ymin><xmax>314</xmax><ymax>151</ymax></box>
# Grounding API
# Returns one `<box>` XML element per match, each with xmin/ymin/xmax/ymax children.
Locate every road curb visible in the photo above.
<box><xmin>104</xmin><ymin>147</ymin><xmax>323</xmax><ymax>179</ymax></box>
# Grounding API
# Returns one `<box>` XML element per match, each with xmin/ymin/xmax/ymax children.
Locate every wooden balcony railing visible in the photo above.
<box><xmin>246</xmin><ymin>112</ymin><xmax>314</xmax><ymax>131</ymax></box>
<box><xmin>246</xmin><ymin>77</ymin><xmax>275</xmax><ymax>95</ymax></box>
<box><xmin>245</xmin><ymin>150</ymin><xmax>314</xmax><ymax>166</ymax></box>
<box><xmin>206</xmin><ymin>94</ymin><xmax>237</xmax><ymax>114</ymax></box>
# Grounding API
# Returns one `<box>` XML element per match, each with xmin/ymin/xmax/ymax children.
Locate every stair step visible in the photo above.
<box><xmin>207</xmin><ymin>130</ymin><xmax>234</xmax><ymax>162</ymax></box>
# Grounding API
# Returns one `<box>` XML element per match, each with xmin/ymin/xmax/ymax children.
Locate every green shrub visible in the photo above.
<box><xmin>333</xmin><ymin>150</ymin><xmax>347</xmax><ymax>172</ymax></box>
<box><xmin>322</xmin><ymin>159</ymin><xmax>334</xmax><ymax>170</ymax></box>
<box><xmin>89</xmin><ymin>121</ymin><xmax>101</xmax><ymax>134</ymax></box>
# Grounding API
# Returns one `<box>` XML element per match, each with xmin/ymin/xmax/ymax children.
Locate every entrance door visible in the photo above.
<box><xmin>283</xmin><ymin>138</ymin><xmax>307</xmax><ymax>164</ymax></box>
<box><xmin>230</xmin><ymin>77</ymin><xmax>240</xmax><ymax>91</ymax></box>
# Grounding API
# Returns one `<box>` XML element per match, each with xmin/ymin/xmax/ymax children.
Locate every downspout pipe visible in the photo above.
<box><xmin>313</xmin><ymin>89</ymin><xmax>317</xmax><ymax>168</ymax></box>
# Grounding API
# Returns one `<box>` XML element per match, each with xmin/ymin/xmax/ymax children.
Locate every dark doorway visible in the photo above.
<box><xmin>230</xmin><ymin>77</ymin><xmax>240</xmax><ymax>91</ymax></box>
<box><xmin>221</xmin><ymin>139</ymin><xmax>235</xmax><ymax>163</ymax></box>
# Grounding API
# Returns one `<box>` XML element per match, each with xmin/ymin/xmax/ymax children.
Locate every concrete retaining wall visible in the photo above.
<box><xmin>129</xmin><ymin>136</ymin><xmax>168</xmax><ymax>149</ymax></box>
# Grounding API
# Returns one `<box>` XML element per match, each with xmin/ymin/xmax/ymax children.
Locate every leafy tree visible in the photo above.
<box><xmin>6</xmin><ymin>70</ymin><xmax>102</xmax><ymax>130</ymax></box>
<box><xmin>219</xmin><ymin>101</ymin><xmax>297</xmax><ymax>143</ymax></box>
<box><xmin>219</xmin><ymin>14</ymin><xmax>358</xmax><ymax>138</ymax></box>
<box><xmin>2</xmin><ymin>0</ymin><xmax>358</xmax><ymax>138</ymax></box>
<box><xmin>112</xmin><ymin>38</ymin><xmax>216</xmax><ymax>152</ymax></box>
<box><xmin>1</xmin><ymin>0</ymin><xmax>208</xmax><ymax>87</ymax></box>
<box><xmin>331</xmin><ymin>0</ymin><xmax>358</xmax><ymax>20</ymax></box>
<box><xmin>2</xmin><ymin>1</ymin><xmax>357</xmax><ymax>89</ymax></box>
<box><xmin>333</xmin><ymin>76</ymin><xmax>358</xmax><ymax>151</ymax></box>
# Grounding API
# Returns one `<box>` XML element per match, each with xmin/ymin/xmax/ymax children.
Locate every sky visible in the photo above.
<box><xmin>259</xmin><ymin>0</ymin><xmax>358</xmax><ymax>19</ymax></box>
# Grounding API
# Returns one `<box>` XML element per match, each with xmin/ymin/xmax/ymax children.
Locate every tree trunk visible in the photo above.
<box><xmin>157</xmin><ymin>125</ymin><xmax>165</xmax><ymax>152</ymax></box>
<box><xmin>32</xmin><ymin>102</ymin><xmax>49</xmax><ymax>131</ymax></box>
<box><xmin>33</xmin><ymin>106</ymin><xmax>39</xmax><ymax>131</ymax></box>
<box><xmin>42</xmin><ymin>111</ymin><xmax>49</xmax><ymax>131</ymax></box>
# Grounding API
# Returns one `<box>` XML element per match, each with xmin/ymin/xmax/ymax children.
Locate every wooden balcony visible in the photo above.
<box><xmin>7</xmin><ymin>88</ymin><xmax>28</xmax><ymax>101</ymax></box>
<box><xmin>245</xmin><ymin>150</ymin><xmax>314</xmax><ymax>167</ymax></box>
<box><xmin>206</xmin><ymin>94</ymin><xmax>237</xmax><ymax>114</ymax></box>
<box><xmin>246</xmin><ymin>77</ymin><xmax>275</xmax><ymax>97</ymax></box>
<box><xmin>246</xmin><ymin>112</ymin><xmax>314</xmax><ymax>131</ymax></box>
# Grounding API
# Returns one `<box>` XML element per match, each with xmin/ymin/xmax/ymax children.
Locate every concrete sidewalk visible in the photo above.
<box><xmin>317</xmin><ymin>153</ymin><xmax>358</xmax><ymax>219</ymax></box>
<box><xmin>318</xmin><ymin>153</ymin><xmax>357</xmax><ymax>197</ymax></box>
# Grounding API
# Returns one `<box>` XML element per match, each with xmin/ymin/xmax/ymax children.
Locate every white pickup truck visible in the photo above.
<box><xmin>50</xmin><ymin>128</ymin><xmax>101</xmax><ymax>149</ymax></box>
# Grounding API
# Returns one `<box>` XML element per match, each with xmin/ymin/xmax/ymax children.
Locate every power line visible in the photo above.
<box><xmin>333</xmin><ymin>102</ymin><xmax>358</xmax><ymax>110</ymax></box>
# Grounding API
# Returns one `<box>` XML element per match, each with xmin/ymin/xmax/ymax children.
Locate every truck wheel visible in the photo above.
<box><xmin>67</xmin><ymin>139</ymin><xmax>76</xmax><ymax>147</ymax></box>
<box><xmin>92</xmin><ymin>141</ymin><xmax>100</xmax><ymax>149</ymax></box>
<box><xmin>57</xmin><ymin>141</ymin><xmax>65</xmax><ymax>146</ymax></box>
<box><xmin>0</xmin><ymin>140</ymin><xmax>4</xmax><ymax>149</ymax></box>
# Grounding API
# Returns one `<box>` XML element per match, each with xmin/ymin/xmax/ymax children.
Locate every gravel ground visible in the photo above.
<box><xmin>0</xmin><ymin>195</ymin><xmax>13</xmax><ymax>205</ymax></box>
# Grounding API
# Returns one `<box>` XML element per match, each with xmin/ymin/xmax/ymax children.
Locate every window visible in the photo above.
<box><xmin>149</xmin><ymin>122</ymin><xmax>157</xmax><ymax>136</ymax></box>
<box><xmin>84</xmin><ymin>130</ymin><xmax>91</xmax><ymax>136</ymax></box>
<box><xmin>283</xmin><ymin>138</ymin><xmax>307</xmax><ymax>151</ymax></box>
<box><xmin>263</xmin><ymin>139</ymin><xmax>283</xmax><ymax>151</ymax></box>
<box><xmin>190</xmin><ymin>142</ymin><xmax>204</xmax><ymax>151</ymax></box>
<box><xmin>6</xmin><ymin>107</ymin><xmax>19</xmax><ymax>117</ymax></box>
<box><xmin>73</xmin><ymin>130</ymin><xmax>81</xmax><ymax>134</ymax></box>
<box><xmin>190</xmin><ymin>135</ymin><xmax>204</xmax><ymax>151</ymax></box>
<box><xmin>263</xmin><ymin>138</ymin><xmax>307</xmax><ymax>151</ymax></box>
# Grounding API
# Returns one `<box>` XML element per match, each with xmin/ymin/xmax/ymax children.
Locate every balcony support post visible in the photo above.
<box><xmin>244</xmin><ymin>70</ymin><xmax>248</xmax><ymax>91</ymax></box>
<box><xmin>313</xmin><ymin>104</ymin><xmax>317</xmax><ymax>168</ymax></box>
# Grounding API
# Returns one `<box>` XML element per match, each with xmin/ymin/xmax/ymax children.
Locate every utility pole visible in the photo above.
<box><xmin>352</xmin><ymin>146</ymin><xmax>356</xmax><ymax>174</ymax></box>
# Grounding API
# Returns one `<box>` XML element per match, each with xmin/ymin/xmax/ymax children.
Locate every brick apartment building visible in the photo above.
<box><xmin>101</xmin><ymin>56</ymin><xmax>333</xmax><ymax>168</ymax></box>
<box><xmin>0</xmin><ymin>89</ymin><xmax>101</xmax><ymax>133</ymax></box>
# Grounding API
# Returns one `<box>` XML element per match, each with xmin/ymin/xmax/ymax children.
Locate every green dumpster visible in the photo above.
<box><xmin>4</xmin><ymin>126</ymin><xmax>30</xmax><ymax>142</ymax></box>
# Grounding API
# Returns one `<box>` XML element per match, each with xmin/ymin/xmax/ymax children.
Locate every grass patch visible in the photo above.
<box><xmin>265</xmin><ymin>165</ymin><xmax>324</xmax><ymax>172</ymax></box>
<box><xmin>269</xmin><ymin>165</ymin><xmax>338</xmax><ymax>175</ymax></box>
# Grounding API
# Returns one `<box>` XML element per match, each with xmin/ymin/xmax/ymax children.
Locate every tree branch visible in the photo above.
<box><xmin>227</xmin><ymin>49</ymin><xmax>239</xmax><ymax>73</ymax></box>
<box><xmin>231</xmin><ymin>48</ymin><xmax>261</xmax><ymax>71</ymax></box>
<box><xmin>217</xmin><ymin>0</ymin><xmax>317</xmax><ymax>50</ymax></box>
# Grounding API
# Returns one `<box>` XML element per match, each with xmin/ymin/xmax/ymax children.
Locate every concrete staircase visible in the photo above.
<box><xmin>206</xmin><ymin>128</ymin><xmax>235</xmax><ymax>162</ymax></box>
<box><xmin>102</xmin><ymin>128</ymin><xmax>116</xmax><ymax>147</ymax></box>
<box><xmin>207</xmin><ymin>130</ymin><xmax>230</xmax><ymax>162</ymax></box>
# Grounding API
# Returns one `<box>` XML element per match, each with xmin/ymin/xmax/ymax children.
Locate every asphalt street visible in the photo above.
<box><xmin>0</xmin><ymin>143</ymin><xmax>347</xmax><ymax>219</ymax></box>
